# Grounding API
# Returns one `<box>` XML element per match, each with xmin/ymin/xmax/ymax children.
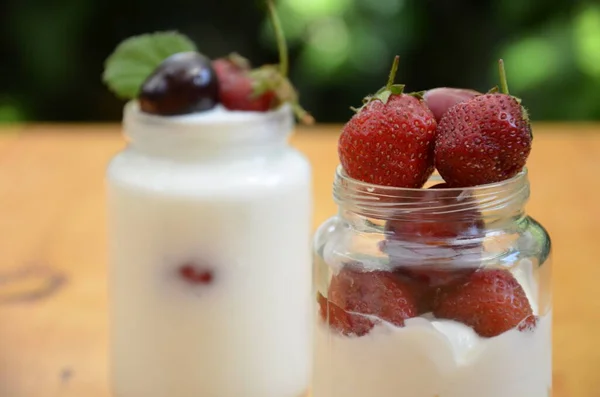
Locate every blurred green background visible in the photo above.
<box><xmin>1</xmin><ymin>0</ymin><xmax>600</xmax><ymax>123</ymax></box>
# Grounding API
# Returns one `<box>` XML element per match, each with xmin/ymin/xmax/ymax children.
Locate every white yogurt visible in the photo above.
<box><xmin>107</xmin><ymin>102</ymin><xmax>312</xmax><ymax>397</ymax></box>
<box><xmin>314</xmin><ymin>312</ymin><xmax>552</xmax><ymax>397</ymax></box>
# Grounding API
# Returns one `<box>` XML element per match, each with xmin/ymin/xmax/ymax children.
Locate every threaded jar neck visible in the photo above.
<box><xmin>333</xmin><ymin>166</ymin><xmax>530</xmax><ymax>224</ymax></box>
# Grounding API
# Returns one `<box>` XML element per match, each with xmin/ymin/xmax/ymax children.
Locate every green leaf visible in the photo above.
<box><xmin>388</xmin><ymin>84</ymin><xmax>405</xmax><ymax>95</ymax></box>
<box><xmin>409</xmin><ymin>90</ymin><xmax>426</xmax><ymax>99</ymax></box>
<box><xmin>249</xmin><ymin>65</ymin><xmax>281</xmax><ymax>97</ymax></box>
<box><xmin>375</xmin><ymin>90</ymin><xmax>393</xmax><ymax>104</ymax></box>
<box><xmin>102</xmin><ymin>31</ymin><xmax>197</xmax><ymax>99</ymax></box>
<box><xmin>372</xmin><ymin>84</ymin><xmax>404</xmax><ymax>104</ymax></box>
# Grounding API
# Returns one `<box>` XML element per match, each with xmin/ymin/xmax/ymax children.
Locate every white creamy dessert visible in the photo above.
<box><xmin>313</xmin><ymin>312</ymin><xmax>552</xmax><ymax>397</ymax></box>
<box><xmin>107</xmin><ymin>102</ymin><xmax>312</xmax><ymax>397</ymax></box>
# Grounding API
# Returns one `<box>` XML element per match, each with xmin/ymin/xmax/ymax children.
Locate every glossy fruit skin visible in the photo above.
<box><xmin>384</xmin><ymin>182</ymin><xmax>484</xmax><ymax>243</ymax></box>
<box><xmin>394</xmin><ymin>272</ymin><xmax>436</xmax><ymax>314</ymax></box>
<box><xmin>434</xmin><ymin>93</ymin><xmax>532</xmax><ymax>187</ymax></box>
<box><xmin>213</xmin><ymin>58</ymin><xmax>276</xmax><ymax>112</ymax></box>
<box><xmin>328</xmin><ymin>267</ymin><xmax>418</xmax><ymax>328</ymax></box>
<box><xmin>423</xmin><ymin>88</ymin><xmax>479</xmax><ymax>122</ymax></box>
<box><xmin>338</xmin><ymin>95</ymin><xmax>437</xmax><ymax>188</ymax></box>
<box><xmin>383</xmin><ymin>182</ymin><xmax>484</xmax><ymax>294</ymax></box>
<box><xmin>139</xmin><ymin>52</ymin><xmax>219</xmax><ymax>116</ymax></box>
<box><xmin>433</xmin><ymin>269</ymin><xmax>535</xmax><ymax>337</ymax></box>
<box><xmin>317</xmin><ymin>292</ymin><xmax>375</xmax><ymax>336</ymax></box>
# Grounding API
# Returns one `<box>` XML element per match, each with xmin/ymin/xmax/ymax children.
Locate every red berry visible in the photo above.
<box><xmin>434</xmin><ymin>93</ymin><xmax>532</xmax><ymax>187</ymax></box>
<box><xmin>392</xmin><ymin>263</ymin><xmax>478</xmax><ymax>314</ymax></box>
<box><xmin>518</xmin><ymin>315</ymin><xmax>538</xmax><ymax>332</ymax></box>
<box><xmin>383</xmin><ymin>182</ymin><xmax>484</xmax><ymax>296</ymax></box>
<box><xmin>339</xmin><ymin>94</ymin><xmax>437</xmax><ymax>188</ymax></box>
<box><xmin>394</xmin><ymin>272</ymin><xmax>436</xmax><ymax>314</ymax></box>
<box><xmin>423</xmin><ymin>87</ymin><xmax>480</xmax><ymax>122</ymax></box>
<box><xmin>338</xmin><ymin>56</ymin><xmax>437</xmax><ymax>188</ymax></box>
<box><xmin>210</xmin><ymin>3</ymin><xmax>313</xmax><ymax>123</ymax></box>
<box><xmin>385</xmin><ymin>183</ymin><xmax>484</xmax><ymax>242</ymax></box>
<box><xmin>179</xmin><ymin>264</ymin><xmax>213</xmax><ymax>284</ymax></box>
<box><xmin>433</xmin><ymin>269</ymin><xmax>535</xmax><ymax>337</ymax></box>
<box><xmin>213</xmin><ymin>57</ymin><xmax>276</xmax><ymax>112</ymax></box>
<box><xmin>317</xmin><ymin>292</ymin><xmax>375</xmax><ymax>336</ymax></box>
<box><xmin>396</xmin><ymin>266</ymin><xmax>476</xmax><ymax>292</ymax></box>
<box><xmin>328</xmin><ymin>267</ymin><xmax>418</xmax><ymax>327</ymax></box>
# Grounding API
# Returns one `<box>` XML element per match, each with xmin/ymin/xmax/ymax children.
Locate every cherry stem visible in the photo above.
<box><xmin>386</xmin><ymin>56</ymin><xmax>400</xmax><ymax>90</ymax></box>
<box><xmin>266</xmin><ymin>0</ymin><xmax>288</xmax><ymax>78</ymax></box>
<box><xmin>498</xmin><ymin>59</ymin><xmax>509</xmax><ymax>95</ymax></box>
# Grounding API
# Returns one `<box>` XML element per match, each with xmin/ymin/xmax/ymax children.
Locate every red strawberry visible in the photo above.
<box><xmin>384</xmin><ymin>182</ymin><xmax>484</xmax><ymax>243</ymax></box>
<box><xmin>317</xmin><ymin>292</ymin><xmax>375</xmax><ymax>336</ymax></box>
<box><xmin>211</xmin><ymin>2</ymin><xmax>313</xmax><ymax>123</ymax></box>
<box><xmin>394</xmin><ymin>272</ymin><xmax>437</xmax><ymax>314</ymax></box>
<box><xmin>328</xmin><ymin>267</ymin><xmax>418</xmax><ymax>327</ymax></box>
<box><xmin>396</xmin><ymin>266</ymin><xmax>475</xmax><ymax>294</ymax></box>
<box><xmin>338</xmin><ymin>56</ymin><xmax>437</xmax><ymax>188</ymax></box>
<box><xmin>383</xmin><ymin>182</ymin><xmax>484</xmax><ymax>295</ymax></box>
<box><xmin>434</xmin><ymin>60</ymin><xmax>532</xmax><ymax>187</ymax></box>
<box><xmin>213</xmin><ymin>56</ymin><xmax>277</xmax><ymax>112</ymax></box>
<box><xmin>518</xmin><ymin>314</ymin><xmax>538</xmax><ymax>332</ymax></box>
<box><xmin>433</xmin><ymin>269</ymin><xmax>535</xmax><ymax>337</ymax></box>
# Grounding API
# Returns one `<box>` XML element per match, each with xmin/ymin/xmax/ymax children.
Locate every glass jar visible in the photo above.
<box><xmin>313</xmin><ymin>166</ymin><xmax>551</xmax><ymax>397</ymax></box>
<box><xmin>107</xmin><ymin>102</ymin><xmax>312</xmax><ymax>397</ymax></box>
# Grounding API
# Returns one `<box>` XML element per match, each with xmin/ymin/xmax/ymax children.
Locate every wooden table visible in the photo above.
<box><xmin>0</xmin><ymin>123</ymin><xmax>598</xmax><ymax>397</ymax></box>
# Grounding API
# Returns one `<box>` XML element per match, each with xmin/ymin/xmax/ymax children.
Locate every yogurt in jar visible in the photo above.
<box><xmin>314</xmin><ymin>312</ymin><xmax>552</xmax><ymax>397</ymax></box>
<box><xmin>107</xmin><ymin>102</ymin><xmax>312</xmax><ymax>397</ymax></box>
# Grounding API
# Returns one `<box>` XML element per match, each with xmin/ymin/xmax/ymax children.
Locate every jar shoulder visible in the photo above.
<box><xmin>517</xmin><ymin>215</ymin><xmax>552</xmax><ymax>262</ymax></box>
<box><xmin>313</xmin><ymin>216</ymin><xmax>342</xmax><ymax>251</ymax></box>
<box><xmin>523</xmin><ymin>216</ymin><xmax>551</xmax><ymax>241</ymax></box>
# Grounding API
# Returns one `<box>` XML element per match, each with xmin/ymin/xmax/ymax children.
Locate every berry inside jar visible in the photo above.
<box><xmin>313</xmin><ymin>57</ymin><xmax>551</xmax><ymax>397</ymax></box>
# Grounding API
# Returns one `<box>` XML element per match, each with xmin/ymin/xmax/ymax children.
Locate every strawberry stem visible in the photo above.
<box><xmin>386</xmin><ymin>56</ymin><xmax>400</xmax><ymax>91</ymax></box>
<box><xmin>292</xmin><ymin>103</ymin><xmax>315</xmax><ymax>125</ymax></box>
<box><xmin>266</xmin><ymin>0</ymin><xmax>288</xmax><ymax>78</ymax></box>
<box><xmin>498</xmin><ymin>59</ymin><xmax>509</xmax><ymax>95</ymax></box>
<box><xmin>265</xmin><ymin>0</ymin><xmax>313</xmax><ymax>125</ymax></box>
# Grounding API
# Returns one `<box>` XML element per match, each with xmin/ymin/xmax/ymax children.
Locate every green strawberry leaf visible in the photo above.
<box><xmin>376</xmin><ymin>90</ymin><xmax>393</xmax><ymax>105</ymax></box>
<box><xmin>249</xmin><ymin>65</ymin><xmax>282</xmax><ymax>97</ymax></box>
<box><xmin>373</xmin><ymin>84</ymin><xmax>405</xmax><ymax>104</ymax></box>
<box><xmin>388</xmin><ymin>84</ymin><xmax>405</xmax><ymax>96</ymax></box>
<box><xmin>225</xmin><ymin>52</ymin><xmax>252</xmax><ymax>71</ymax></box>
<box><xmin>102</xmin><ymin>31</ymin><xmax>197</xmax><ymax>99</ymax></box>
<box><xmin>353</xmin><ymin>84</ymin><xmax>406</xmax><ymax>111</ymax></box>
<box><xmin>408</xmin><ymin>90</ymin><xmax>426</xmax><ymax>100</ymax></box>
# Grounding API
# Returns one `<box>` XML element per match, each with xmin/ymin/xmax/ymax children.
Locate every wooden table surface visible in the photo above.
<box><xmin>0</xmin><ymin>122</ymin><xmax>598</xmax><ymax>397</ymax></box>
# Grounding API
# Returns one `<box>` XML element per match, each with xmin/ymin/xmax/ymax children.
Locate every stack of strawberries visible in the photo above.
<box><xmin>320</xmin><ymin>56</ymin><xmax>535</xmax><ymax>338</ymax></box>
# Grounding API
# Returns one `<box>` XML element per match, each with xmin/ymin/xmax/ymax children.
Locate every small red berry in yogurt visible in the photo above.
<box><xmin>179</xmin><ymin>264</ymin><xmax>214</xmax><ymax>285</ymax></box>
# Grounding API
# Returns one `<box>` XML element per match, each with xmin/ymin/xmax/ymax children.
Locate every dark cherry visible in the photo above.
<box><xmin>179</xmin><ymin>264</ymin><xmax>214</xmax><ymax>285</ymax></box>
<box><xmin>139</xmin><ymin>52</ymin><xmax>219</xmax><ymax>116</ymax></box>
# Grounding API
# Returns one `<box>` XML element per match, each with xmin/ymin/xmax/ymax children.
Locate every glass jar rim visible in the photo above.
<box><xmin>334</xmin><ymin>165</ymin><xmax>527</xmax><ymax>193</ymax></box>
<box><xmin>333</xmin><ymin>165</ymin><xmax>530</xmax><ymax>220</ymax></box>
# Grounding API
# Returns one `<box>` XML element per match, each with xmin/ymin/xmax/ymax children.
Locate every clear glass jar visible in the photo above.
<box><xmin>107</xmin><ymin>102</ymin><xmax>312</xmax><ymax>397</ymax></box>
<box><xmin>313</xmin><ymin>166</ymin><xmax>551</xmax><ymax>397</ymax></box>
